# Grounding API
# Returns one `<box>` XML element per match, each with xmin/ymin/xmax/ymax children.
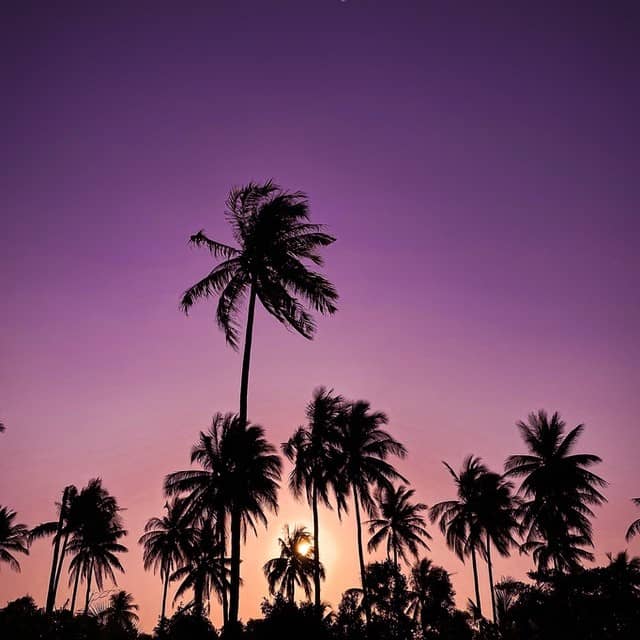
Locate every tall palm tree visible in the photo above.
<box><xmin>165</xmin><ymin>415</ymin><xmax>282</xmax><ymax>629</ymax></box>
<box><xmin>64</xmin><ymin>479</ymin><xmax>127</xmax><ymax>615</ymax></box>
<box><xmin>367</xmin><ymin>484</ymin><xmax>430</xmax><ymax>568</ymax></box>
<box><xmin>474</xmin><ymin>470</ymin><xmax>519</xmax><ymax>622</ymax></box>
<box><xmin>139</xmin><ymin>498</ymin><xmax>197</xmax><ymax>624</ymax></box>
<box><xmin>180</xmin><ymin>179</ymin><xmax>338</xmax><ymax>437</ymax></box>
<box><xmin>430</xmin><ymin>456</ymin><xmax>488</xmax><ymax>616</ymax></box>
<box><xmin>0</xmin><ymin>506</ymin><xmax>29</xmax><ymax>572</ymax></box>
<box><xmin>282</xmin><ymin>387</ymin><xmax>346</xmax><ymax>611</ymax></box>
<box><xmin>31</xmin><ymin>485</ymin><xmax>79</xmax><ymax>614</ymax></box>
<box><xmin>505</xmin><ymin>410</ymin><xmax>607</xmax><ymax>573</ymax></box>
<box><xmin>96</xmin><ymin>590</ymin><xmax>139</xmax><ymax>632</ymax></box>
<box><xmin>263</xmin><ymin>525</ymin><xmax>321</xmax><ymax>603</ymax></box>
<box><xmin>625</xmin><ymin>498</ymin><xmax>640</xmax><ymax>542</ymax></box>
<box><xmin>336</xmin><ymin>400</ymin><xmax>407</xmax><ymax>623</ymax></box>
<box><xmin>170</xmin><ymin>520</ymin><xmax>228</xmax><ymax>618</ymax></box>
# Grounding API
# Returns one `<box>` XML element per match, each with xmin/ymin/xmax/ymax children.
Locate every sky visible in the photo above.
<box><xmin>1</xmin><ymin>0</ymin><xmax>639</xmax><ymax>632</ymax></box>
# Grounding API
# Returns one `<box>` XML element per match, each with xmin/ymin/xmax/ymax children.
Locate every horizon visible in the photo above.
<box><xmin>1</xmin><ymin>0</ymin><xmax>639</xmax><ymax>633</ymax></box>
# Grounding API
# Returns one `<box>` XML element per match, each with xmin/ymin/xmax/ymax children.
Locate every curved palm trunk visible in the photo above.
<box><xmin>52</xmin><ymin>533</ymin><xmax>70</xmax><ymax>603</ymax></box>
<box><xmin>228</xmin><ymin>505</ymin><xmax>242</xmax><ymax>628</ymax></box>
<box><xmin>160</xmin><ymin>565</ymin><xmax>169</xmax><ymax>623</ymax></box>
<box><xmin>471</xmin><ymin>547</ymin><xmax>482</xmax><ymax>617</ymax></box>
<box><xmin>45</xmin><ymin>534</ymin><xmax>63</xmax><ymax>614</ymax></box>
<box><xmin>83</xmin><ymin>559</ymin><xmax>94</xmax><ymax>615</ymax></box>
<box><xmin>486</xmin><ymin>534</ymin><xmax>496</xmax><ymax>622</ymax></box>
<box><xmin>352</xmin><ymin>484</ymin><xmax>371</xmax><ymax>628</ymax></box>
<box><xmin>218</xmin><ymin>511</ymin><xmax>229</xmax><ymax>626</ymax></box>
<box><xmin>238</xmin><ymin>280</ymin><xmax>257</xmax><ymax>430</ymax></box>
<box><xmin>312</xmin><ymin>483</ymin><xmax>322</xmax><ymax>613</ymax></box>
<box><xmin>70</xmin><ymin>569</ymin><xmax>81</xmax><ymax>614</ymax></box>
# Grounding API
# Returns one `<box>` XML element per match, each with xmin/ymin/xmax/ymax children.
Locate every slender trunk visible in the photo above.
<box><xmin>486</xmin><ymin>534</ymin><xmax>496</xmax><ymax>622</ymax></box>
<box><xmin>352</xmin><ymin>484</ymin><xmax>370</xmax><ymax>627</ymax></box>
<box><xmin>238</xmin><ymin>280</ymin><xmax>257</xmax><ymax>430</ymax></box>
<box><xmin>312</xmin><ymin>483</ymin><xmax>322</xmax><ymax>613</ymax></box>
<box><xmin>161</xmin><ymin>565</ymin><xmax>169</xmax><ymax>623</ymax></box>
<box><xmin>227</xmin><ymin>506</ymin><xmax>242</xmax><ymax>628</ymax></box>
<box><xmin>219</xmin><ymin>511</ymin><xmax>229</xmax><ymax>626</ymax></box>
<box><xmin>52</xmin><ymin>533</ymin><xmax>70</xmax><ymax>604</ymax></box>
<box><xmin>70</xmin><ymin>569</ymin><xmax>81</xmax><ymax>614</ymax></box>
<box><xmin>471</xmin><ymin>547</ymin><xmax>482</xmax><ymax>617</ymax></box>
<box><xmin>393</xmin><ymin>545</ymin><xmax>398</xmax><ymax>570</ymax></box>
<box><xmin>46</xmin><ymin>488</ymin><xmax>69</xmax><ymax>614</ymax></box>
<box><xmin>83</xmin><ymin>559</ymin><xmax>94</xmax><ymax>615</ymax></box>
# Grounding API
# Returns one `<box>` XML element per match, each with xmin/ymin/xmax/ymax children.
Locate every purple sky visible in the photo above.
<box><xmin>1</xmin><ymin>0</ymin><xmax>639</xmax><ymax>632</ymax></box>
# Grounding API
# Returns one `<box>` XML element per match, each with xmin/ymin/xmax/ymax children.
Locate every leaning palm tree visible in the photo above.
<box><xmin>430</xmin><ymin>456</ymin><xmax>488</xmax><ymax>616</ymax></box>
<box><xmin>625</xmin><ymin>498</ymin><xmax>640</xmax><ymax>542</ymax></box>
<box><xmin>170</xmin><ymin>520</ymin><xmax>228</xmax><ymax>618</ymax></box>
<box><xmin>263</xmin><ymin>525</ymin><xmax>322</xmax><ymax>603</ymax></box>
<box><xmin>282</xmin><ymin>387</ymin><xmax>346</xmax><ymax>611</ymax></box>
<box><xmin>96</xmin><ymin>590</ymin><xmax>139</xmax><ymax>632</ymax></box>
<box><xmin>336</xmin><ymin>400</ymin><xmax>407</xmax><ymax>623</ymax></box>
<box><xmin>505</xmin><ymin>410</ymin><xmax>607</xmax><ymax>573</ymax></box>
<box><xmin>139</xmin><ymin>498</ymin><xmax>197</xmax><ymax>624</ymax></box>
<box><xmin>367</xmin><ymin>484</ymin><xmax>430</xmax><ymax>568</ymax></box>
<box><xmin>165</xmin><ymin>415</ymin><xmax>281</xmax><ymax>629</ymax></box>
<box><xmin>180</xmin><ymin>180</ymin><xmax>338</xmax><ymax>436</ymax></box>
<box><xmin>0</xmin><ymin>506</ymin><xmax>29</xmax><ymax>572</ymax></box>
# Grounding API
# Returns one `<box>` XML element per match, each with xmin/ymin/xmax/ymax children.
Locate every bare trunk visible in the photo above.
<box><xmin>70</xmin><ymin>569</ymin><xmax>80</xmax><ymax>614</ymax></box>
<box><xmin>219</xmin><ymin>511</ymin><xmax>229</xmax><ymax>626</ymax></box>
<box><xmin>83</xmin><ymin>559</ymin><xmax>94</xmax><ymax>615</ymax></box>
<box><xmin>238</xmin><ymin>281</ymin><xmax>257</xmax><ymax>430</ymax></box>
<box><xmin>471</xmin><ymin>547</ymin><xmax>482</xmax><ymax>617</ymax></box>
<box><xmin>227</xmin><ymin>506</ymin><xmax>242</xmax><ymax>629</ymax></box>
<box><xmin>161</xmin><ymin>565</ymin><xmax>169</xmax><ymax>623</ymax></box>
<box><xmin>312</xmin><ymin>483</ymin><xmax>322</xmax><ymax>613</ymax></box>
<box><xmin>487</xmin><ymin>534</ymin><xmax>496</xmax><ymax>622</ymax></box>
<box><xmin>353</xmin><ymin>484</ymin><xmax>371</xmax><ymax>628</ymax></box>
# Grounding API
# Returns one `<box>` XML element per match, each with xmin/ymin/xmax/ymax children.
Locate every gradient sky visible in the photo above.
<box><xmin>1</xmin><ymin>0</ymin><xmax>639</xmax><ymax>632</ymax></box>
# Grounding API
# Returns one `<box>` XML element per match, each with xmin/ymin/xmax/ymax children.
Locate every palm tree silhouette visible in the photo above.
<box><xmin>95</xmin><ymin>590</ymin><xmax>139</xmax><ymax>632</ymax></box>
<box><xmin>0</xmin><ymin>506</ymin><xmax>29</xmax><ymax>572</ymax></box>
<box><xmin>367</xmin><ymin>484</ymin><xmax>430</xmax><ymax>568</ymax></box>
<box><xmin>282</xmin><ymin>387</ymin><xmax>346</xmax><ymax>611</ymax></box>
<box><xmin>336</xmin><ymin>400</ymin><xmax>407</xmax><ymax>624</ymax></box>
<box><xmin>64</xmin><ymin>479</ymin><xmax>127</xmax><ymax>615</ymax></box>
<box><xmin>180</xmin><ymin>180</ymin><xmax>337</xmax><ymax>441</ymax></box>
<box><xmin>263</xmin><ymin>524</ymin><xmax>322</xmax><ymax>603</ymax></box>
<box><xmin>430</xmin><ymin>456</ymin><xmax>488</xmax><ymax>616</ymax></box>
<box><xmin>170</xmin><ymin>520</ymin><xmax>228</xmax><ymax>618</ymax></box>
<box><xmin>165</xmin><ymin>414</ymin><xmax>281</xmax><ymax>629</ymax></box>
<box><xmin>139</xmin><ymin>498</ymin><xmax>197</xmax><ymax>624</ymax></box>
<box><xmin>625</xmin><ymin>498</ymin><xmax>640</xmax><ymax>542</ymax></box>
<box><xmin>31</xmin><ymin>485</ymin><xmax>79</xmax><ymax>613</ymax></box>
<box><xmin>505</xmin><ymin>410</ymin><xmax>607</xmax><ymax>573</ymax></box>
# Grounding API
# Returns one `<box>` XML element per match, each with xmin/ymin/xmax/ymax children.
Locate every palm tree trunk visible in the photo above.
<box><xmin>393</xmin><ymin>545</ymin><xmax>398</xmax><ymax>570</ymax></box>
<box><xmin>161</xmin><ymin>566</ymin><xmax>169</xmax><ymax>623</ymax></box>
<box><xmin>52</xmin><ymin>533</ymin><xmax>69</xmax><ymax>603</ymax></box>
<box><xmin>218</xmin><ymin>511</ymin><xmax>229</xmax><ymax>626</ymax></box>
<box><xmin>486</xmin><ymin>534</ymin><xmax>496</xmax><ymax>622</ymax></box>
<box><xmin>238</xmin><ymin>280</ymin><xmax>257</xmax><ymax>430</ymax></box>
<box><xmin>83</xmin><ymin>559</ymin><xmax>94</xmax><ymax>615</ymax></box>
<box><xmin>45</xmin><ymin>533</ymin><xmax>63</xmax><ymax>614</ymax></box>
<box><xmin>471</xmin><ymin>547</ymin><xmax>482</xmax><ymax>617</ymax></box>
<box><xmin>227</xmin><ymin>505</ymin><xmax>242</xmax><ymax>628</ymax></box>
<box><xmin>70</xmin><ymin>569</ymin><xmax>81</xmax><ymax>614</ymax></box>
<box><xmin>312</xmin><ymin>483</ymin><xmax>322</xmax><ymax>613</ymax></box>
<box><xmin>352</xmin><ymin>484</ymin><xmax>371</xmax><ymax>627</ymax></box>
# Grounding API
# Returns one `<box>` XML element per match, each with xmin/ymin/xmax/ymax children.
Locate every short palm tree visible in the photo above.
<box><xmin>170</xmin><ymin>520</ymin><xmax>228</xmax><ymax>618</ymax></box>
<box><xmin>336</xmin><ymin>400</ymin><xmax>407</xmax><ymax>623</ymax></box>
<box><xmin>505</xmin><ymin>410</ymin><xmax>607</xmax><ymax>573</ymax></box>
<box><xmin>625</xmin><ymin>498</ymin><xmax>640</xmax><ymax>542</ymax></box>
<box><xmin>165</xmin><ymin>415</ymin><xmax>281</xmax><ymax>629</ymax></box>
<box><xmin>0</xmin><ymin>506</ymin><xmax>29</xmax><ymax>572</ymax></box>
<box><xmin>282</xmin><ymin>387</ymin><xmax>346</xmax><ymax>611</ymax></box>
<box><xmin>96</xmin><ymin>590</ymin><xmax>139</xmax><ymax>631</ymax></box>
<box><xmin>367</xmin><ymin>484</ymin><xmax>430</xmax><ymax>568</ymax></box>
<box><xmin>430</xmin><ymin>456</ymin><xmax>488</xmax><ymax>616</ymax></box>
<box><xmin>263</xmin><ymin>525</ymin><xmax>322</xmax><ymax>603</ymax></box>
<box><xmin>139</xmin><ymin>498</ymin><xmax>197</xmax><ymax>624</ymax></box>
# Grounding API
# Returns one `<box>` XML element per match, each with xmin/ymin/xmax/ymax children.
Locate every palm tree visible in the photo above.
<box><xmin>180</xmin><ymin>179</ymin><xmax>338</xmax><ymax>437</ymax></box>
<box><xmin>139</xmin><ymin>498</ymin><xmax>197</xmax><ymax>624</ymax></box>
<box><xmin>406</xmin><ymin>558</ymin><xmax>455</xmax><ymax>636</ymax></box>
<box><xmin>31</xmin><ymin>485</ymin><xmax>79</xmax><ymax>614</ymax></box>
<box><xmin>625</xmin><ymin>498</ymin><xmax>640</xmax><ymax>542</ymax></box>
<box><xmin>430</xmin><ymin>456</ymin><xmax>488</xmax><ymax>616</ymax></box>
<box><xmin>282</xmin><ymin>387</ymin><xmax>346</xmax><ymax>611</ymax></box>
<box><xmin>96</xmin><ymin>590</ymin><xmax>139</xmax><ymax>632</ymax></box>
<box><xmin>474</xmin><ymin>470</ymin><xmax>519</xmax><ymax>622</ymax></box>
<box><xmin>64</xmin><ymin>479</ymin><xmax>127</xmax><ymax>615</ymax></box>
<box><xmin>0</xmin><ymin>506</ymin><xmax>29</xmax><ymax>572</ymax></box>
<box><xmin>165</xmin><ymin>415</ymin><xmax>282</xmax><ymax>629</ymax></box>
<box><xmin>336</xmin><ymin>400</ymin><xmax>407</xmax><ymax>623</ymax></box>
<box><xmin>505</xmin><ymin>410</ymin><xmax>607</xmax><ymax>573</ymax></box>
<box><xmin>263</xmin><ymin>524</ymin><xmax>321</xmax><ymax>603</ymax></box>
<box><xmin>367</xmin><ymin>484</ymin><xmax>430</xmax><ymax>568</ymax></box>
